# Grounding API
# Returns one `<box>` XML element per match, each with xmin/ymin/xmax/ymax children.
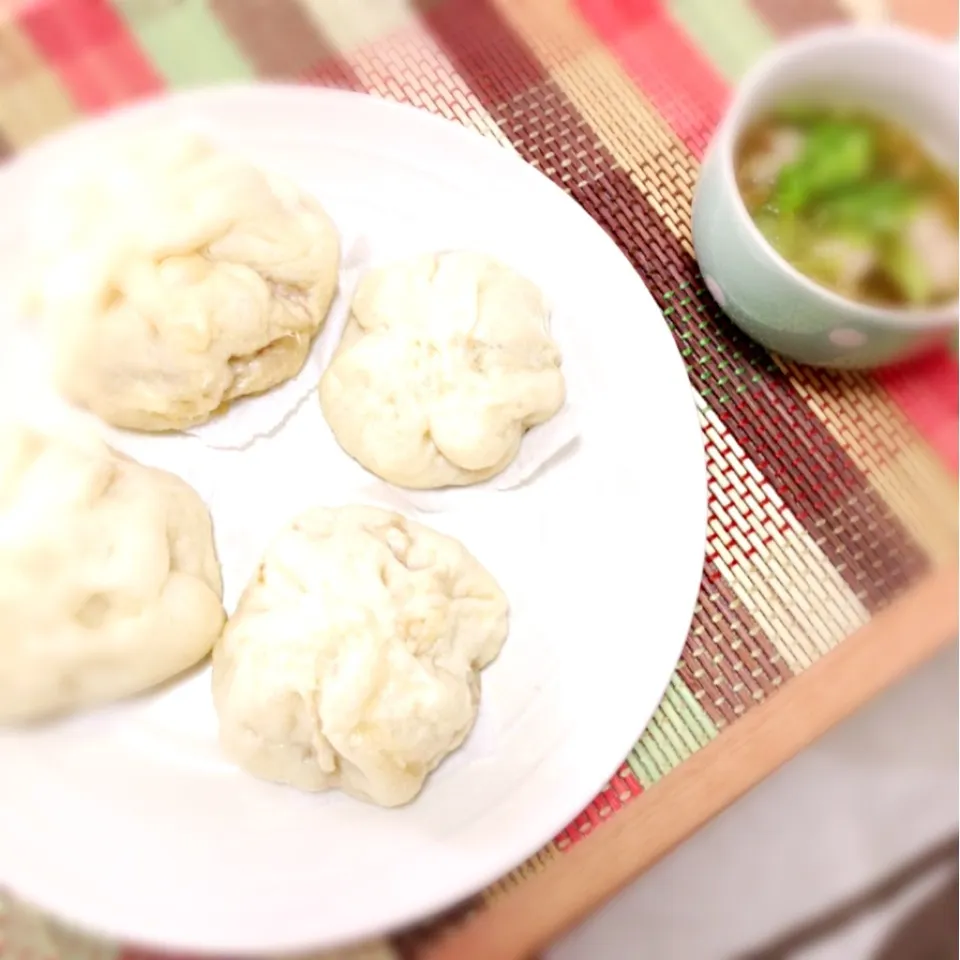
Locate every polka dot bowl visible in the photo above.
<box><xmin>692</xmin><ymin>26</ymin><xmax>958</xmax><ymax>369</ymax></box>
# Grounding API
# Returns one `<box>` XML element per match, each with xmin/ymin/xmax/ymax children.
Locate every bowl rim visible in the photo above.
<box><xmin>715</xmin><ymin>24</ymin><xmax>959</xmax><ymax>330</ymax></box>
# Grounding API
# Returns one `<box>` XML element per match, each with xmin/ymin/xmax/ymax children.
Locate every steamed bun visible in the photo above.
<box><xmin>212</xmin><ymin>505</ymin><xmax>509</xmax><ymax>807</ymax></box>
<box><xmin>0</xmin><ymin>425</ymin><xmax>225</xmax><ymax>723</ymax></box>
<box><xmin>25</xmin><ymin>130</ymin><xmax>340</xmax><ymax>431</ymax></box>
<box><xmin>319</xmin><ymin>252</ymin><xmax>566</xmax><ymax>488</ymax></box>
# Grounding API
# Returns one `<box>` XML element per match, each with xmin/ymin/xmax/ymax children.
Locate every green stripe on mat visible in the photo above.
<box><xmin>114</xmin><ymin>0</ymin><xmax>255</xmax><ymax>87</ymax></box>
<box><xmin>666</xmin><ymin>0</ymin><xmax>775</xmax><ymax>81</ymax></box>
<box><xmin>628</xmin><ymin>673</ymin><xmax>718</xmax><ymax>787</ymax></box>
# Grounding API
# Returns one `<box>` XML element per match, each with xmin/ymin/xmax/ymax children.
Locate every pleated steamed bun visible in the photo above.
<box><xmin>319</xmin><ymin>251</ymin><xmax>566</xmax><ymax>488</ymax></box>
<box><xmin>212</xmin><ymin>505</ymin><xmax>509</xmax><ymax>807</ymax></box>
<box><xmin>0</xmin><ymin>425</ymin><xmax>225</xmax><ymax>723</ymax></box>
<box><xmin>25</xmin><ymin>130</ymin><xmax>340</xmax><ymax>431</ymax></box>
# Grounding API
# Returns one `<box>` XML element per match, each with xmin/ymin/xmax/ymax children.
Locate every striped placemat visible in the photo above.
<box><xmin>0</xmin><ymin>1</ymin><xmax>957</xmax><ymax>958</ymax></box>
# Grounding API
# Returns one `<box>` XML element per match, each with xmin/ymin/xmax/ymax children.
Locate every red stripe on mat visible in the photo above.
<box><xmin>555</xmin><ymin>768</ymin><xmax>644</xmax><ymax>850</ymax></box>
<box><xmin>574</xmin><ymin>0</ymin><xmax>729</xmax><ymax>157</ymax></box>
<box><xmin>877</xmin><ymin>349</ymin><xmax>960</xmax><ymax>474</ymax></box>
<box><xmin>16</xmin><ymin>0</ymin><xmax>162</xmax><ymax>112</ymax></box>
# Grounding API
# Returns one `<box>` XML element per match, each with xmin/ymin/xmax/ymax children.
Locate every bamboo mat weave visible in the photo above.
<box><xmin>0</xmin><ymin>1</ymin><xmax>957</xmax><ymax>958</ymax></box>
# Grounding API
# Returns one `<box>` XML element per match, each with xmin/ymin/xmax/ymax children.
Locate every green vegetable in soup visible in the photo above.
<box><xmin>772</xmin><ymin>120</ymin><xmax>874</xmax><ymax>214</ymax></box>
<box><xmin>735</xmin><ymin>103</ymin><xmax>959</xmax><ymax>309</ymax></box>
<box><xmin>813</xmin><ymin>180</ymin><xmax>919</xmax><ymax>234</ymax></box>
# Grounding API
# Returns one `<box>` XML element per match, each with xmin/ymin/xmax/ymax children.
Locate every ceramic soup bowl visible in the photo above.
<box><xmin>693</xmin><ymin>26</ymin><xmax>958</xmax><ymax>369</ymax></box>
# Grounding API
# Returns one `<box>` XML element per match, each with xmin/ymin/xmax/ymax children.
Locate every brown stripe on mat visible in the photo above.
<box><xmin>421</xmin><ymin>0</ymin><xmax>928</xmax><ymax>611</ymax></box>
<box><xmin>209</xmin><ymin>0</ymin><xmax>360</xmax><ymax>87</ymax></box>
<box><xmin>733</xmin><ymin>376</ymin><xmax>929</xmax><ymax>604</ymax></box>
<box><xmin>679</xmin><ymin>562</ymin><xmax>792</xmax><ymax>727</ymax></box>
<box><xmin>420</xmin><ymin>0</ymin><xmax>609</xmax><ymax>184</ymax></box>
<box><xmin>752</xmin><ymin>0</ymin><xmax>848</xmax><ymax>35</ymax></box>
<box><xmin>419</xmin><ymin>0</ymin><xmax>544</xmax><ymax>104</ymax></box>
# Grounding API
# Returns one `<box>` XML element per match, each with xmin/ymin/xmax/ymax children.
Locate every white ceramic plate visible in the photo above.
<box><xmin>0</xmin><ymin>86</ymin><xmax>706</xmax><ymax>956</ymax></box>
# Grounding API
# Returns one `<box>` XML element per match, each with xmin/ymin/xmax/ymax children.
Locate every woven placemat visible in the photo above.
<box><xmin>0</xmin><ymin>1</ymin><xmax>957</xmax><ymax>958</ymax></box>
